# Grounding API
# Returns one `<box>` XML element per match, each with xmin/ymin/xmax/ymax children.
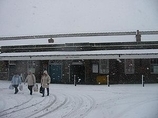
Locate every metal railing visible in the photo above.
<box><xmin>0</xmin><ymin>30</ymin><xmax>158</xmax><ymax>41</ymax></box>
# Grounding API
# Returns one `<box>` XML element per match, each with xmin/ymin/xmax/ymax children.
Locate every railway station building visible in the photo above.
<box><xmin>0</xmin><ymin>31</ymin><xmax>158</xmax><ymax>84</ymax></box>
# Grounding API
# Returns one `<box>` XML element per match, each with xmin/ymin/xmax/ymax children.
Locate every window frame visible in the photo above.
<box><xmin>99</xmin><ymin>59</ymin><xmax>109</xmax><ymax>74</ymax></box>
<box><xmin>124</xmin><ymin>59</ymin><xmax>135</xmax><ymax>74</ymax></box>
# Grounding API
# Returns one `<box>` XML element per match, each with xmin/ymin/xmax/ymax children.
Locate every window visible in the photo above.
<box><xmin>99</xmin><ymin>59</ymin><xmax>109</xmax><ymax>74</ymax></box>
<box><xmin>0</xmin><ymin>61</ymin><xmax>8</xmax><ymax>72</ymax></box>
<box><xmin>150</xmin><ymin>59</ymin><xmax>158</xmax><ymax>74</ymax></box>
<box><xmin>125</xmin><ymin>59</ymin><xmax>134</xmax><ymax>74</ymax></box>
<box><xmin>27</xmin><ymin>61</ymin><xmax>36</xmax><ymax>73</ymax></box>
<box><xmin>92</xmin><ymin>64</ymin><xmax>98</xmax><ymax>73</ymax></box>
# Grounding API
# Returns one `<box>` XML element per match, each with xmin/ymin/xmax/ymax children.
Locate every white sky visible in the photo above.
<box><xmin>0</xmin><ymin>0</ymin><xmax>158</xmax><ymax>45</ymax></box>
<box><xmin>0</xmin><ymin>81</ymin><xmax>158</xmax><ymax>118</ymax></box>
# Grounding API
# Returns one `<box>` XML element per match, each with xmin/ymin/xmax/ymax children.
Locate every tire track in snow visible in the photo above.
<box><xmin>62</xmin><ymin>94</ymin><xmax>96</xmax><ymax>118</ymax></box>
<box><xmin>113</xmin><ymin>97</ymin><xmax>158</xmax><ymax>118</ymax></box>
<box><xmin>0</xmin><ymin>92</ymin><xmax>29</xmax><ymax>112</ymax></box>
<box><xmin>33</xmin><ymin>93</ymin><xmax>68</xmax><ymax>118</ymax></box>
<box><xmin>77</xmin><ymin>95</ymin><xmax>96</xmax><ymax>118</ymax></box>
<box><xmin>0</xmin><ymin>98</ymin><xmax>6</xmax><ymax>112</ymax></box>
<box><xmin>25</xmin><ymin>94</ymin><xmax>57</xmax><ymax>118</ymax></box>
<box><xmin>0</xmin><ymin>95</ymin><xmax>33</xmax><ymax>117</ymax></box>
<box><xmin>95</xmin><ymin>93</ymin><xmax>158</xmax><ymax>118</ymax></box>
<box><xmin>62</xmin><ymin>93</ymin><xmax>84</xmax><ymax>118</ymax></box>
<box><xmin>0</xmin><ymin>94</ymin><xmax>56</xmax><ymax>118</ymax></box>
<box><xmin>93</xmin><ymin>92</ymin><xmax>133</xmax><ymax>117</ymax></box>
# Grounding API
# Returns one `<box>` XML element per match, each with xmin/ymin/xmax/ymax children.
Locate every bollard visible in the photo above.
<box><xmin>74</xmin><ymin>75</ymin><xmax>76</xmax><ymax>86</ymax></box>
<box><xmin>142</xmin><ymin>75</ymin><xmax>144</xmax><ymax>87</ymax></box>
<box><xmin>107</xmin><ymin>75</ymin><xmax>110</xmax><ymax>87</ymax></box>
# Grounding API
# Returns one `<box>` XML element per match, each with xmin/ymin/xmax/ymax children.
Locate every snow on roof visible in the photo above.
<box><xmin>0</xmin><ymin>0</ymin><xmax>158</xmax><ymax>46</ymax></box>
<box><xmin>1</xmin><ymin>49</ymin><xmax>158</xmax><ymax>60</ymax></box>
<box><xmin>0</xmin><ymin>35</ymin><xmax>158</xmax><ymax>46</ymax></box>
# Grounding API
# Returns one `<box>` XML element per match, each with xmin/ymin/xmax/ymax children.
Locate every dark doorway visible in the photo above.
<box><xmin>70</xmin><ymin>64</ymin><xmax>85</xmax><ymax>84</ymax></box>
<box><xmin>9</xmin><ymin>65</ymin><xmax>16</xmax><ymax>80</ymax></box>
<box><xmin>110</xmin><ymin>60</ymin><xmax>121</xmax><ymax>84</ymax></box>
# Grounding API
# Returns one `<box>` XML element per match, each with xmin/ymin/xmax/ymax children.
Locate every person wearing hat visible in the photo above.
<box><xmin>41</xmin><ymin>70</ymin><xmax>51</xmax><ymax>97</ymax></box>
<box><xmin>25</xmin><ymin>70</ymin><xmax>36</xmax><ymax>95</ymax></box>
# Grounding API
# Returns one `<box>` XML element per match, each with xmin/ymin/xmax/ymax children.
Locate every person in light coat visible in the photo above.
<box><xmin>11</xmin><ymin>72</ymin><xmax>22</xmax><ymax>94</ymax></box>
<box><xmin>41</xmin><ymin>70</ymin><xmax>51</xmax><ymax>97</ymax></box>
<box><xmin>25</xmin><ymin>70</ymin><xmax>36</xmax><ymax>95</ymax></box>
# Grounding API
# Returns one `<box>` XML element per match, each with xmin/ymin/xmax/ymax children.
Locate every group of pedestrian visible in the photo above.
<box><xmin>11</xmin><ymin>70</ymin><xmax>51</xmax><ymax>97</ymax></box>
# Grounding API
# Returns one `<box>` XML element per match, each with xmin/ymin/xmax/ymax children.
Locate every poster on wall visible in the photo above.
<box><xmin>92</xmin><ymin>64</ymin><xmax>98</xmax><ymax>73</ymax></box>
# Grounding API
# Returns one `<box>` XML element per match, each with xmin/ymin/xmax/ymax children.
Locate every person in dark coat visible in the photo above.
<box><xmin>41</xmin><ymin>70</ymin><xmax>51</xmax><ymax>97</ymax></box>
<box><xmin>11</xmin><ymin>72</ymin><xmax>22</xmax><ymax>94</ymax></box>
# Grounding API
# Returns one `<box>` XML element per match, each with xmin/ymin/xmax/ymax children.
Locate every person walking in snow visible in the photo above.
<box><xmin>11</xmin><ymin>72</ymin><xmax>22</xmax><ymax>94</ymax></box>
<box><xmin>41</xmin><ymin>70</ymin><xmax>51</xmax><ymax>97</ymax></box>
<box><xmin>25</xmin><ymin>70</ymin><xmax>36</xmax><ymax>95</ymax></box>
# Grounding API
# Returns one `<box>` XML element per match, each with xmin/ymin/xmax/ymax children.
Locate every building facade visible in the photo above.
<box><xmin>1</xmin><ymin>51</ymin><xmax>158</xmax><ymax>84</ymax></box>
<box><xmin>1</xmin><ymin>31</ymin><xmax>158</xmax><ymax>84</ymax></box>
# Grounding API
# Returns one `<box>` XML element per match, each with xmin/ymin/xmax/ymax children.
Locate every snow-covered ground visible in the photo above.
<box><xmin>0</xmin><ymin>80</ymin><xmax>158</xmax><ymax>118</ymax></box>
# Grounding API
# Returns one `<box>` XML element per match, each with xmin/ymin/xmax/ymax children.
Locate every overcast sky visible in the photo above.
<box><xmin>0</xmin><ymin>0</ymin><xmax>158</xmax><ymax>45</ymax></box>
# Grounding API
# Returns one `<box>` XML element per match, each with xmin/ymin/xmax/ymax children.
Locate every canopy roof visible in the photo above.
<box><xmin>0</xmin><ymin>49</ymin><xmax>158</xmax><ymax>60</ymax></box>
